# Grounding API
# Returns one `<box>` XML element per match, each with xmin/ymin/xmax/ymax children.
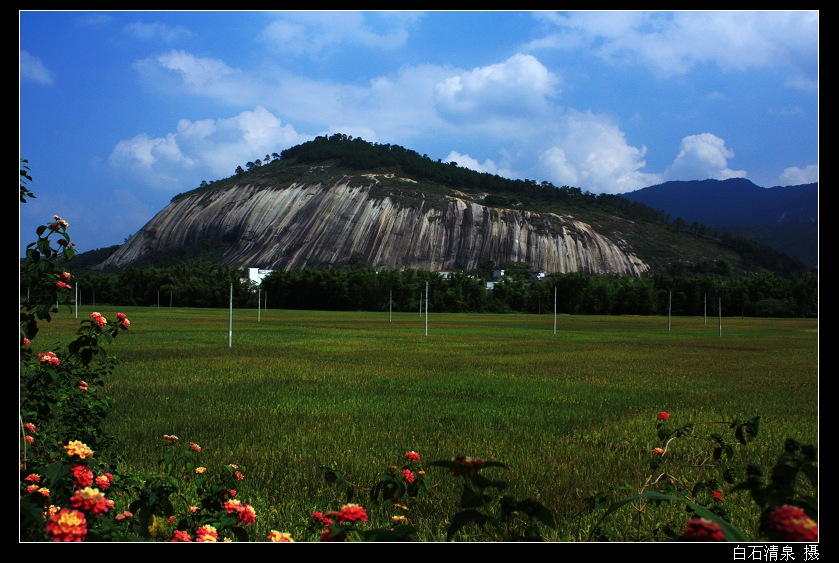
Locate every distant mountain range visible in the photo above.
<box><xmin>618</xmin><ymin>179</ymin><xmax>818</xmax><ymax>269</ymax></box>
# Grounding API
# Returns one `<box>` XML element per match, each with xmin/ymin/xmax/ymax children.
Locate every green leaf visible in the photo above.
<box><xmin>446</xmin><ymin>509</ymin><xmax>488</xmax><ymax>541</ymax></box>
<box><xmin>587</xmin><ymin>491</ymin><xmax>748</xmax><ymax>542</ymax></box>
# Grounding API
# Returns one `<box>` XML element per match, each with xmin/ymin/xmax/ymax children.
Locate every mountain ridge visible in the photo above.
<box><xmin>618</xmin><ymin>178</ymin><xmax>817</xmax><ymax>268</ymax></box>
<box><xmin>89</xmin><ymin>135</ymin><xmax>812</xmax><ymax>277</ymax></box>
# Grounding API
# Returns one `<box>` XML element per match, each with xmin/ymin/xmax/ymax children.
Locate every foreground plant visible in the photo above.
<box><xmin>582</xmin><ymin>410</ymin><xmax>817</xmax><ymax>543</ymax></box>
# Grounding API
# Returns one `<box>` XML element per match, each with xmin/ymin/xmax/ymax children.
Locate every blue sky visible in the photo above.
<box><xmin>20</xmin><ymin>10</ymin><xmax>819</xmax><ymax>256</ymax></box>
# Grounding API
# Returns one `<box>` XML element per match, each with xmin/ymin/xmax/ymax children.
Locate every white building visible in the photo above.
<box><xmin>245</xmin><ymin>268</ymin><xmax>274</xmax><ymax>284</ymax></box>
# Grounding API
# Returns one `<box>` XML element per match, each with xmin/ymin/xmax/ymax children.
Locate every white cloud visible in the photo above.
<box><xmin>20</xmin><ymin>50</ymin><xmax>54</xmax><ymax>85</ymax></box>
<box><xmin>443</xmin><ymin>151</ymin><xmax>515</xmax><ymax>179</ymax></box>
<box><xmin>663</xmin><ymin>133</ymin><xmax>746</xmax><ymax>182</ymax></box>
<box><xmin>537</xmin><ymin>110</ymin><xmax>661</xmax><ymax>194</ymax></box>
<box><xmin>258</xmin><ymin>11</ymin><xmax>417</xmax><ymax>57</ymax></box>
<box><xmin>124</xmin><ymin>21</ymin><xmax>192</xmax><ymax>43</ymax></box>
<box><xmin>108</xmin><ymin>106</ymin><xmax>309</xmax><ymax>188</ymax></box>
<box><xmin>156</xmin><ymin>50</ymin><xmax>237</xmax><ymax>87</ymax></box>
<box><xmin>779</xmin><ymin>164</ymin><xmax>818</xmax><ymax>186</ymax></box>
<box><xmin>530</xmin><ymin>10</ymin><xmax>818</xmax><ymax>86</ymax></box>
<box><xmin>434</xmin><ymin>54</ymin><xmax>559</xmax><ymax>122</ymax></box>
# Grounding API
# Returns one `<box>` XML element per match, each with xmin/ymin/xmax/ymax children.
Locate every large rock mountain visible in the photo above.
<box><xmin>94</xmin><ymin>135</ymin><xmax>809</xmax><ymax>277</ymax></box>
<box><xmin>97</xmin><ymin>177</ymin><xmax>649</xmax><ymax>277</ymax></box>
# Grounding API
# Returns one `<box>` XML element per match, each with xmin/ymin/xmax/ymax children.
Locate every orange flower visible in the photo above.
<box><xmin>652</xmin><ymin>447</ymin><xmax>665</xmax><ymax>456</ymax></box>
<box><xmin>46</xmin><ymin>508</ymin><xmax>87</xmax><ymax>542</ymax></box>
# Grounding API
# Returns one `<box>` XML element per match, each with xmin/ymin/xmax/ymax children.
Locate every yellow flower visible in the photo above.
<box><xmin>65</xmin><ymin>440</ymin><xmax>93</xmax><ymax>459</ymax></box>
<box><xmin>268</xmin><ymin>530</ymin><xmax>294</xmax><ymax>542</ymax></box>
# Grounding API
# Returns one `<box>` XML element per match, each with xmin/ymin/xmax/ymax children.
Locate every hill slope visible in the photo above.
<box><xmin>92</xmin><ymin>135</ymin><xmax>809</xmax><ymax>277</ymax></box>
<box><xmin>618</xmin><ymin>179</ymin><xmax>817</xmax><ymax>268</ymax></box>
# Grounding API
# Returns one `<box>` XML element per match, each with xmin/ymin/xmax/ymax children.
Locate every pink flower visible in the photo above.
<box><xmin>56</xmin><ymin>281</ymin><xmax>71</xmax><ymax>290</ymax></box>
<box><xmin>234</xmin><ymin>471</ymin><xmax>244</xmax><ymax>481</ymax></box>
<box><xmin>38</xmin><ymin>351</ymin><xmax>60</xmax><ymax>366</ymax></box>
<box><xmin>90</xmin><ymin>312</ymin><xmax>107</xmax><ymax>327</ymax></box>
<box><xmin>657</xmin><ymin>411</ymin><xmax>670</xmax><ymax>421</ymax></box>
<box><xmin>190</xmin><ymin>442</ymin><xmax>201</xmax><ymax>453</ymax></box>
<box><xmin>402</xmin><ymin>469</ymin><xmax>415</xmax><ymax>484</ymax></box>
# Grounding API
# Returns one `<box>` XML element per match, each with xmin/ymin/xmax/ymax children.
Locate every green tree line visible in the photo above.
<box><xmin>51</xmin><ymin>259</ymin><xmax>816</xmax><ymax>318</ymax></box>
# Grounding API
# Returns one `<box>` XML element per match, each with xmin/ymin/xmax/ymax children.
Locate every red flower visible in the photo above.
<box><xmin>336</xmin><ymin>503</ymin><xmax>368</xmax><ymax>524</ymax></box>
<box><xmin>405</xmin><ymin>451</ymin><xmax>421</xmax><ymax>463</ymax></box>
<box><xmin>71</xmin><ymin>465</ymin><xmax>94</xmax><ymax>488</ymax></box>
<box><xmin>657</xmin><ymin>411</ymin><xmax>670</xmax><ymax>421</ymax></box>
<box><xmin>713</xmin><ymin>491</ymin><xmax>723</xmax><ymax>503</ymax></box>
<box><xmin>652</xmin><ymin>447</ymin><xmax>665</xmax><ymax>456</ymax></box>
<box><xmin>402</xmin><ymin>469</ymin><xmax>415</xmax><ymax>484</ymax></box>
<box><xmin>764</xmin><ymin>505</ymin><xmax>818</xmax><ymax>542</ymax></box>
<box><xmin>312</xmin><ymin>511</ymin><xmax>334</xmax><ymax>528</ymax></box>
<box><xmin>171</xmin><ymin>530</ymin><xmax>193</xmax><ymax>542</ymax></box>
<box><xmin>681</xmin><ymin>518</ymin><xmax>726</xmax><ymax>541</ymax></box>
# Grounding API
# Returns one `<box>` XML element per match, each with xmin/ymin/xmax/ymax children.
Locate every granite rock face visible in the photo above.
<box><xmin>96</xmin><ymin>180</ymin><xmax>649</xmax><ymax>277</ymax></box>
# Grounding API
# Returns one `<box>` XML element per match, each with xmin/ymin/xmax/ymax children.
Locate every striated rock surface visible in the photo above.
<box><xmin>96</xmin><ymin>179</ymin><xmax>649</xmax><ymax>277</ymax></box>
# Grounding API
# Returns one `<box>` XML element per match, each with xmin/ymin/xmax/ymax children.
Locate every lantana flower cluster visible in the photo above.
<box><xmin>310</xmin><ymin>504</ymin><xmax>370</xmax><ymax>542</ymax></box>
<box><xmin>32</xmin><ymin>441</ymin><xmax>116</xmax><ymax>541</ymax></box>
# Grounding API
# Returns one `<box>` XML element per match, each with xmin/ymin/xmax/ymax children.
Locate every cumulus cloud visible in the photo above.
<box><xmin>663</xmin><ymin>133</ymin><xmax>746</xmax><ymax>182</ymax></box>
<box><xmin>108</xmin><ymin>106</ymin><xmax>309</xmax><ymax>189</ymax></box>
<box><xmin>443</xmin><ymin>151</ymin><xmax>515</xmax><ymax>180</ymax></box>
<box><xmin>536</xmin><ymin>110</ymin><xmax>661</xmax><ymax>194</ymax></box>
<box><xmin>20</xmin><ymin>50</ymin><xmax>54</xmax><ymax>85</ymax></box>
<box><xmin>778</xmin><ymin>164</ymin><xmax>818</xmax><ymax>186</ymax></box>
<box><xmin>529</xmin><ymin>10</ymin><xmax>818</xmax><ymax>87</ymax></box>
<box><xmin>434</xmin><ymin>54</ymin><xmax>559</xmax><ymax>122</ymax></box>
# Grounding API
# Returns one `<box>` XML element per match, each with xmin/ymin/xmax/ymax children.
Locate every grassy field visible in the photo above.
<box><xmin>32</xmin><ymin>307</ymin><xmax>819</xmax><ymax>542</ymax></box>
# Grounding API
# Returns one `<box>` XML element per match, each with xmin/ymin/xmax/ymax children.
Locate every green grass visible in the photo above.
<box><xmin>33</xmin><ymin>307</ymin><xmax>818</xmax><ymax>542</ymax></box>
